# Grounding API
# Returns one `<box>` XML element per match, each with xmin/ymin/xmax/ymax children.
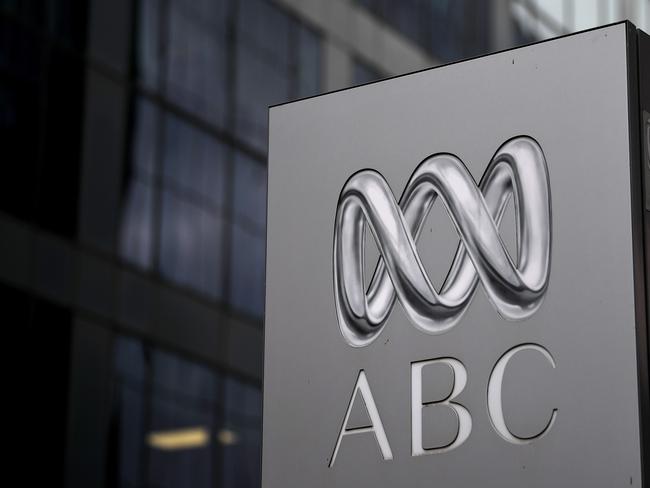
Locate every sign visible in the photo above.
<box><xmin>264</xmin><ymin>22</ymin><xmax>648</xmax><ymax>487</ymax></box>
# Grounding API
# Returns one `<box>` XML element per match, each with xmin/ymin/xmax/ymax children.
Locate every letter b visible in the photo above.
<box><xmin>411</xmin><ymin>358</ymin><xmax>472</xmax><ymax>456</ymax></box>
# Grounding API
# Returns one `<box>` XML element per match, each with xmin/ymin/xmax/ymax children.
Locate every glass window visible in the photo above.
<box><xmin>385</xmin><ymin>0</ymin><xmax>421</xmax><ymax>43</ymax></box>
<box><xmin>297</xmin><ymin>24</ymin><xmax>322</xmax><ymax>98</ymax></box>
<box><xmin>222</xmin><ymin>377</ymin><xmax>262</xmax><ymax>488</ymax></box>
<box><xmin>354</xmin><ymin>59</ymin><xmax>382</xmax><ymax>85</ymax></box>
<box><xmin>112</xmin><ymin>336</ymin><xmax>245</xmax><ymax>488</ymax></box>
<box><xmin>132</xmin><ymin>99</ymin><xmax>159</xmax><ymax>179</ymax></box>
<box><xmin>235</xmin><ymin>0</ymin><xmax>322</xmax><ymax>151</ymax></box>
<box><xmin>237</xmin><ymin>0</ymin><xmax>290</xmax><ymax>67</ymax></box>
<box><xmin>147</xmin><ymin>349</ymin><xmax>220</xmax><ymax>488</ymax></box>
<box><xmin>166</xmin><ymin>0</ymin><xmax>229</xmax><ymax>127</ymax></box>
<box><xmin>230</xmin><ymin>152</ymin><xmax>266</xmax><ymax>317</ymax></box>
<box><xmin>136</xmin><ymin>0</ymin><xmax>160</xmax><ymax>90</ymax></box>
<box><xmin>160</xmin><ymin>189</ymin><xmax>226</xmax><ymax>300</ymax></box>
<box><xmin>233</xmin><ymin>151</ymin><xmax>266</xmax><ymax>228</ymax></box>
<box><xmin>112</xmin><ymin>337</ymin><xmax>147</xmax><ymax>487</ymax></box>
<box><xmin>357</xmin><ymin>0</ymin><xmax>490</xmax><ymax>62</ymax></box>
<box><xmin>159</xmin><ymin>114</ymin><xmax>228</xmax><ymax>299</ymax></box>
<box><xmin>230</xmin><ymin>224</ymin><xmax>266</xmax><ymax>316</ymax></box>
<box><xmin>119</xmin><ymin>99</ymin><xmax>158</xmax><ymax>270</ymax></box>
<box><xmin>128</xmin><ymin>0</ymin><xmax>321</xmax><ymax>313</ymax></box>
<box><xmin>120</xmin><ymin>180</ymin><xmax>155</xmax><ymax>270</ymax></box>
<box><xmin>235</xmin><ymin>41</ymin><xmax>291</xmax><ymax>152</ymax></box>
<box><xmin>163</xmin><ymin>114</ymin><xmax>228</xmax><ymax>207</ymax></box>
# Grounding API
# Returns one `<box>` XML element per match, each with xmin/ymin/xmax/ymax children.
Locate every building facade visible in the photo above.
<box><xmin>0</xmin><ymin>1</ymin><xmax>648</xmax><ymax>487</ymax></box>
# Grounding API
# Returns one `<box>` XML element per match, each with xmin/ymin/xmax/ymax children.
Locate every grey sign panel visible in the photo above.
<box><xmin>264</xmin><ymin>23</ymin><xmax>649</xmax><ymax>487</ymax></box>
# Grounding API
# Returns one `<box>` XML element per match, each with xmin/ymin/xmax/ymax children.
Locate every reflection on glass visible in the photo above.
<box><xmin>160</xmin><ymin>190</ymin><xmax>226</xmax><ymax>300</ymax></box>
<box><xmin>235</xmin><ymin>42</ymin><xmax>290</xmax><ymax>151</ymax></box>
<box><xmin>119</xmin><ymin>98</ymin><xmax>158</xmax><ymax>269</ymax></box>
<box><xmin>230</xmin><ymin>224</ymin><xmax>266</xmax><ymax>316</ymax></box>
<box><xmin>137</xmin><ymin>0</ymin><xmax>160</xmax><ymax>89</ymax></box>
<box><xmin>222</xmin><ymin>377</ymin><xmax>262</xmax><ymax>488</ymax></box>
<box><xmin>357</xmin><ymin>0</ymin><xmax>490</xmax><ymax>61</ymax></box>
<box><xmin>120</xmin><ymin>180</ymin><xmax>154</xmax><ymax>269</ymax></box>
<box><xmin>148</xmin><ymin>348</ymin><xmax>218</xmax><ymax>488</ymax></box>
<box><xmin>235</xmin><ymin>0</ymin><xmax>291</xmax><ymax>150</ymax></box>
<box><xmin>354</xmin><ymin>59</ymin><xmax>381</xmax><ymax>85</ymax></box>
<box><xmin>235</xmin><ymin>0</ymin><xmax>322</xmax><ymax>151</ymax></box>
<box><xmin>147</xmin><ymin>426</ymin><xmax>210</xmax><ymax>450</ymax></box>
<box><xmin>111</xmin><ymin>335</ymin><xmax>262</xmax><ymax>488</ymax></box>
<box><xmin>510</xmin><ymin>0</ymin><xmax>650</xmax><ymax>41</ymax></box>
<box><xmin>158</xmin><ymin>112</ymin><xmax>228</xmax><ymax>299</ymax></box>
<box><xmin>233</xmin><ymin>151</ymin><xmax>266</xmax><ymax>227</ymax></box>
<box><xmin>127</xmin><ymin>0</ymin><xmax>321</xmax><ymax>314</ymax></box>
<box><xmin>238</xmin><ymin>0</ymin><xmax>290</xmax><ymax>65</ymax></box>
<box><xmin>230</xmin><ymin>152</ymin><xmax>266</xmax><ymax>316</ymax></box>
<box><xmin>163</xmin><ymin>114</ymin><xmax>228</xmax><ymax>207</ymax></box>
<box><xmin>166</xmin><ymin>0</ymin><xmax>229</xmax><ymax>127</ymax></box>
<box><xmin>297</xmin><ymin>24</ymin><xmax>321</xmax><ymax>98</ymax></box>
<box><xmin>112</xmin><ymin>337</ymin><xmax>147</xmax><ymax>487</ymax></box>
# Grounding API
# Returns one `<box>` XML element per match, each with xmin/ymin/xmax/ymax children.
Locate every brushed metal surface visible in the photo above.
<box><xmin>264</xmin><ymin>23</ymin><xmax>642</xmax><ymax>487</ymax></box>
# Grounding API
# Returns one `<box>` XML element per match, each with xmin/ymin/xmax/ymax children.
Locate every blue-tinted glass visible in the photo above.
<box><xmin>137</xmin><ymin>0</ymin><xmax>160</xmax><ymax>89</ymax></box>
<box><xmin>163</xmin><ymin>114</ymin><xmax>228</xmax><ymax>208</ymax></box>
<box><xmin>235</xmin><ymin>43</ymin><xmax>290</xmax><ymax>151</ymax></box>
<box><xmin>116</xmin><ymin>384</ymin><xmax>145</xmax><ymax>486</ymax></box>
<box><xmin>159</xmin><ymin>190</ymin><xmax>199</xmax><ymax>291</ymax></box>
<box><xmin>119</xmin><ymin>179</ymin><xmax>154</xmax><ymax>270</ymax></box>
<box><xmin>233</xmin><ymin>152</ymin><xmax>266</xmax><ymax>228</ymax></box>
<box><xmin>166</xmin><ymin>0</ymin><xmax>228</xmax><ymax>127</ymax></box>
<box><xmin>297</xmin><ymin>24</ymin><xmax>321</xmax><ymax>98</ymax></box>
<box><xmin>119</xmin><ymin>99</ymin><xmax>157</xmax><ymax>269</ymax></box>
<box><xmin>202</xmin><ymin>208</ymin><xmax>227</xmax><ymax>299</ymax></box>
<box><xmin>147</xmin><ymin>349</ymin><xmax>220</xmax><ymax>488</ymax></box>
<box><xmin>354</xmin><ymin>60</ymin><xmax>381</xmax><ymax>84</ymax></box>
<box><xmin>224</xmin><ymin>377</ymin><xmax>262</xmax><ymax>417</ymax></box>
<box><xmin>175</xmin><ymin>0</ymin><xmax>229</xmax><ymax>23</ymax></box>
<box><xmin>230</xmin><ymin>153</ymin><xmax>267</xmax><ymax>317</ymax></box>
<box><xmin>133</xmin><ymin>98</ymin><xmax>158</xmax><ymax>180</ymax></box>
<box><xmin>147</xmin><ymin>399</ymin><xmax>215</xmax><ymax>488</ymax></box>
<box><xmin>114</xmin><ymin>335</ymin><xmax>147</xmax><ymax>383</ymax></box>
<box><xmin>229</xmin><ymin>224</ymin><xmax>265</xmax><ymax>317</ymax></box>
<box><xmin>151</xmin><ymin>348</ymin><xmax>218</xmax><ymax>401</ymax></box>
<box><xmin>160</xmin><ymin>190</ymin><xmax>226</xmax><ymax>299</ymax></box>
<box><xmin>237</xmin><ymin>0</ymin><xmax>290</xmax><ymax>67</ymax></box>
<box><xmin>357</xmin><ymin>0</ymin><xmax>387</xmax><ymax>15</ymax></box>
<box><xmin>159</xmin><ymin>106</ymin><xmax>229</xmax><ymax>301</ymax></box>
<box><xmin>385</xmin><ymin>0</ymin><xmax>422</xmax><ymax>44</ymax></box>
<box><xmin>112</xmin><ymin>337</ymin><xmax>226</xmax><ymax>488</ymax></box>
<box><xmin>357</xmin><ymin>0</ymin><xmax>490</xmax><ymax>62</ymax></box>
<box><xmin>222</xmin><ymin>378</ymin><xmax>262</xmax><ymax>488</ymax></box>
<box><xmin>113</xmin><ymin>336</ymin><xmax>147</xmax><ymax>486</ymax></box>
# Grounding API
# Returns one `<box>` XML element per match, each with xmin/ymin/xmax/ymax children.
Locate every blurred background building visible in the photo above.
<box><xmin>0</xmin><ymin>0</ymin><xmax>648</xmax><ymax>487</ymax></box>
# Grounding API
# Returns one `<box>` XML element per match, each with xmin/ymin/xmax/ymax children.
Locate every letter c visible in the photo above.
<box><xmin>487</xmin><ymin>343</ymin><xmax>557</xmax><ymax>445</ymax></box>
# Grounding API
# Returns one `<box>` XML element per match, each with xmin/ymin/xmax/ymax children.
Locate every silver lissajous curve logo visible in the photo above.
<box><xmin>333</xmin><ymin>136</ymin><xmax>552</xmax><ymax>347</ymax></box>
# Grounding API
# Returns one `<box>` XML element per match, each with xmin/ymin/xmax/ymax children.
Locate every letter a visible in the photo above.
<box><xmin>329</xmin><ymin>370</ymin><xmax>393</xmax><ymax>467</ymax></box>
